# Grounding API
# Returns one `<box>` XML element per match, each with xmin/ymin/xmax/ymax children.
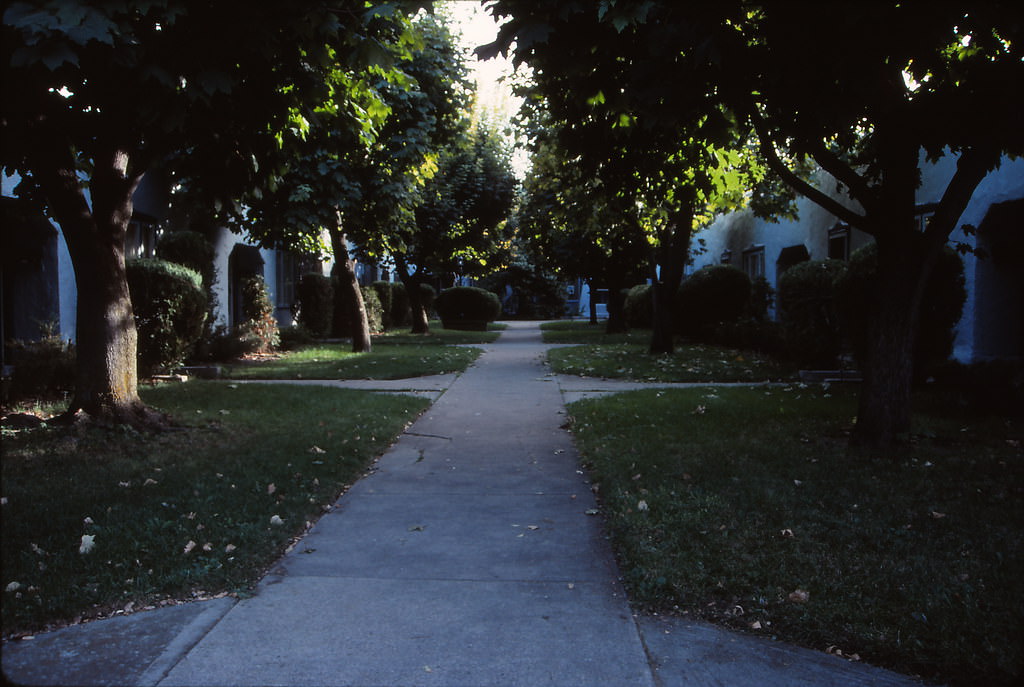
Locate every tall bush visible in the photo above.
<box><xmin>238</xmin><ymin>275</ymin><xmax>279</xmax><ymax>354</ymax></box>
<box><xmin>835</xmin><ymin>244</ymin><xmax>965</xmax><ymax>377</ymax></box>
<box><xmin>675</xmin><ymin>265</ymin><xmax>751</xmax><ymax>337</ymax></box>
<box><xmin>434</xmin><ymin>286</ymin><xmax>501</xmax><ymax>330</ymax></box>
<box><xmin>624</xmin><ymin>284</ymin><xmax>653</xmax><ymax>328</ymax></box>
<box><xmin>361</xmin><ymin>285</ymin><xmax>384</xmax><ymax>334</ymax></box>
<box><xmin>777</xmin><ymin>259</ymin><xmax>848</xmax><ymax>368</ymax></box>
<box><xmin>127</xmin><ymin>258</ymin><xmax>208</xmax><ymax>375</ymax></box>
<box><xmin>371</xmin><ymin>281</ymin><xmax>394</xmax><ymax>331</ymax></box>
<box><xmin>389</xmin><ymin>281</ymin><xmax>411</xmax><ymax>328</ymax></box>
<box><xmin>155</xmin><ymin>230</ymin><xmax>215</xmax><ymax>289</ymax></box>
<box><xmin>296</xmin><ymin>273</ymin><xmax>334</xmax><ymax>338</ymax></box>
<box><xmin>6</xmin><ymin>321</ymin><xmax>75</xmax><ymax>401</ymax></box>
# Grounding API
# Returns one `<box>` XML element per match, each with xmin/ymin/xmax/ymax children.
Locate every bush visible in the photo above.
<box><xmin>371</xmin><ymin>281</ymin><xmax>394</xmax><ymax>331</ymax></box>
<box><xmin>389</xmin><ymin>281</ymin><xmax>411</xmax><ymax>328</ymax></box>
<box><xmin>127</xmin><ymin>258</ymin><xmax>208</xmax><ymax>375</ymax></box>
<box><xmin>296</xmin><ymin>273</ymin><xmax>334</xmax><ymax>338</ymax></box>
<box><xmin>675</xmin><ymin>265</ymin><xmax>751</xmax><ymax>337</ymax></box>
<box><xmin>418</xmin><ymin>282</ymin><xmax>437</xmax><ymax>318</ymax></box>
<box><xmin>238</xmin><ymin>275</ymin><xmax>279</xmax><ymax>354</ymax></box>
<box><xmin>777</xmin><ymin>259</ymin><xmax>848</xmax><ymax>368</ymax></box>
<box><xmin>155</xmin><ymin>231</ymin><xmax>215</xmax><ymax>289</ymax></box>
<box><xmin>624</xmin><ymin>284</ymin><xmax>654</xmax><ymax>328</ymax></box>
<box><xmin>834</xmin><ymin>244</ymin><xmax>966</xmax><ymax>377</ymax></box>
<box><xmin>5</xmin><ymin>322</ymin><xmax>75</xmax><ymax>401</ymax></box>
<box><xmin>746</xmin><ymin>276</ymin><xmax>775</xmax><ymax>321</ymax></box>
<box><xmin>278</xmin><ymin>324</ymin><xmax>315</xmax><ymax>351</ymax></box>
<box><xmin>434</xmin><ymin>286</ymin><xmax>501</xmax><ymax>330</ymax></box>
<box><xmin>361</xmin><ymin>285</ymin><xmax>384</xmax><ymax>333</ymax></box>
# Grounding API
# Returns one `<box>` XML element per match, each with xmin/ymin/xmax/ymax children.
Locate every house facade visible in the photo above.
<box><xmin>687</xmin><ymin>154</ymin><xmax>1024</xmax><ymax>364</ymax></box>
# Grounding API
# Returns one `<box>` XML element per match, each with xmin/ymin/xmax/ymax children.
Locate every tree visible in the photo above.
<box><xmin>487</xmin><ymin>0</ymin><xmax>1024</xmax><ymax>446</ymax></box>
<box><xmin>1</xmin><ymin>1</ymin><xmax>423</xmax><ymax>426</ymax></box>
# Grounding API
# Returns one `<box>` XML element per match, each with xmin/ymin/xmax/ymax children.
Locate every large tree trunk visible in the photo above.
<box><xmin>329</xmin><ymin>223</ymin><xmax>371</xmax><ymax>353</ymax></box>
<box><xmin>649</xmin><ymin>215</ymin><xmax>692</xmax><ymax>355</ymax></box>
<box><xmin>851</xmin><ymin>232</ymin><xmax>933</xmax><ymax>449</ymax></box>
<box><xmin>395</xmin><ymin>256</ymin><xmax>430</xmax><ymax>334</ymax></box>
<box><xmin>39</xmin><ymin>147</ymin><xmax>166</xmax><ymax>428</ymax></box>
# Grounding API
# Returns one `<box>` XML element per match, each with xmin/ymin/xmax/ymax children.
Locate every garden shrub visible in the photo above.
<box><xmin>361</xmin><ymin>285</ymin><xmax>384</xmax><ymax>333</ymax></box>
<box><xmin>776</xmin><ymin>259</ymin><xmax>847</xmax><ymax>368</ymax></box>
<box><xmin>155</xmin><ymin>230</ymin><xmax>215</xmax><ymax>289</ymax></box>
<box><xmin>127</xmin><ymin>258</ymin><xmax>208</xmax><ymax>375</ymax></box>
<box><xmin>371</xmin><ymin>281</ymin><xmax>394</xmax><ymax>331</ymax></box>
<box><xmin>238</xmin><ymin>275</ymin><xmax>279</xmax><ymax>354</ymax></box>
<box><xmin>6</xmin><ymin>322</ymin><xmax>75</xmax><ymax>401</ymax></box>
<box><xmin>675</xmin><ymin>264</ymin><xmax>751</xmax><ymax>337</ymax></box>
<box><xmin>624</xmin><ymin>284</ymin><xmax>653</xmax><ymax>328</ymax></box>
<box><xmin>434</xmin><ymin>286</ymin><xmax>501</xmax><ymax>330</ymax></box>
<box><xmin>389</xmin><ymin>281</ymin><xmax>411</xmax><ymax>328</ymax></box>
<box><xmin>278</xmin><ymin>324</ymin><xmax>315</xmax><ymax>351</ymax></box>
<box><xmin>834</xmin><ymin>244</ymin><xmax>965</xmax><ymax>377</ymax></box>
<box><xmin>296</xmin><ymin>273</ymin><xmax>334</xmax><ymax>338</ymax></box>
<box><xmin>480</xmin><ymin>267</ymin><xmax>567</xmax><ymax>319</ymax></box>
<box><xmin>417</xmin><ymin>282</ymin><xmax>437</xmax><ymax>321</ymax></box>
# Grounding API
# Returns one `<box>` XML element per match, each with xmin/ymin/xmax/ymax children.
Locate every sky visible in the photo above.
<box><xmin>441</xmin><ymin>1</ymin><xmax>530</xmax><ymax>177</ymax></box>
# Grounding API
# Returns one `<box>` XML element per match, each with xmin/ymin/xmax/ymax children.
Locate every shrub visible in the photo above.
<box><xmin>746</xmin><ymin>276</ymin><xmax>775</xmax><ymax>321</ymax></box>
<box><xmin>278</xmin><ymin>324</ymin><xmax>316</xmax><ymax>351</ymax></box>
<box><xmin>675</xmin><ymin>265</ymin><xmax>751</xmax><ymax>337</ymax></box>
<box><xmin>624</xmin><ymin>284</ymin><xmax>654</xmax><ymax>328</ymax></box>
<box><xmin>155</xmin><ymin>231</ymin><xmax>215</xmax><ymax>289</ymax></box>
<box><xmin>127</xmin><ymin>258</ymin><xmax>208</xmax><ymax>375</ymax></box>
<box><xmin>834</xmin><ymin>244</ymin><xmax>966</xmax><ymax>377</ymax></box>
<box><xmin>371</xmin><ymin>281</ymin><xmax>394</xmax><ymax>331</ymax></box>
<box><xmin>238</xmin><ymin>275</ymin><xmax>279</xmax><ymax>354</ymax></box>
<box><xmin>6</xmin><ymin>322</ymin><xmax>75</xmax><ymax>401</ymax></box>
<box><xmin>389</xmin><ymin>281</ymin><xmax>411</xmax><ymax>328</ymax></box>
<box><xmin>361</xmin><ymin>285</ymin><xmax>384</xmax><ymax>333</ymax></box>
<box><xmin>434</xmin><ymin>286</ymin><xmax>501</xmax><ymax>330</ymax></box>
<box><xmin>776</xmin><ymin>259</ymin><xmax>848</xmax><ymax>368</ymax></box>
<box><xmin>296</xmin><ymin>273</ymin><xmax>334</xmax><ymax>338</ymax></box>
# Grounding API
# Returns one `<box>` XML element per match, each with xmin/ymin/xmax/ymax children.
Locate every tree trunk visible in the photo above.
<box><xmin>395</xmin><ymin>256</ymin><xmax>430</xmax><ymax>334</ymax></box>
<box><xmin>851</xmin><ymin>238</ymin><xmax>933</xmax><ymax>449</ymax></box>
<box><xmin>605</xmin><ymin>271</ymin><xmax>629</xmax><ymax>334</ymax></box>
<box><xmin>39</xmin><ymin>147</ymin><xmax>166</xmax><ymax>428</ymax></box>
<box><xmin>587</xmin><ymin>279</ymin><xmax>598</xmax><ymax>324</ymax></box>
<box><xmin>329</xmin><ymin>223</ymin><xmax>371</xmax><ymax>353</ymax></box>
<box><xmin>649</xmin><ymin>215</ymin><xmax>692</xmax><ymax>355</ymax></box>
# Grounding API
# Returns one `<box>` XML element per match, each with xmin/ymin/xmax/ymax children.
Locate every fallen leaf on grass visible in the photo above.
<box><xmin>788</xmin><ymin>589</ymin><xmax>810</xmax><ymax>603</ymax></box>
<box><xmin>183</xmin><ymin>540</ymin><xmax>196</xmax><ymax>555</ymax></box>
<box><xmin>224</xmin><ymin>544</ymin><xmax>237</xmax><ymax>553</ymax></box>
<box><xmin>309</xmin><ymin>446</ymin><xmax>327</xmax><ymax>455</ymax></box>
<box><xmin>780</xmin><ymin>528</ymin><xmax>795</xmax><ymax>538</ymax></box>
<box><xmin>143</xmin><ymin>478</ymin><xmax>158</xmax><ymax>486</ymax></box>
<box><xmin>637</xmin><ymin>500</ymin><xmax>649</xmax><ymax>512</ymax></box>
<box><xmin>270</xmin><ymin>515</ymin><xmax>284</xmax><ymax>526</ymax></box>
<box><xmin>79</xmin><ymin>535</ymin><xmax>96</xmax><ymax>555</ymax></box>
<box><xmin>267</xmin><ymin>483</ymin><xmax>276</xmax><ymax>495</ymax></box>
<box><xmin>930</xmin><ymin>511</ymin><xmax>947</xmax><ymax>519</ymax></box>
<box><xmin>585</xmin><ymin>509</ymin><xmax>600</xmax><ymax>516</ymax></box>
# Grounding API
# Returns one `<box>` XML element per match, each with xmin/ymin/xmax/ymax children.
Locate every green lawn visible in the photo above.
<box><xmin>540</xmin><ymin>319</ymin><xmax>649</xmax><ymax>345</ymax></box>
<box><xmin>1</xmin><ymin>382</ymin><xmax>428</xmax><ymax>636</ymax></box>
<box><xmin>225</xmin><ymin>342</ymin><xmax>482</xmax><ymax>380</ymax></box>
<box><xmin>568</xmin><ymin>384</ymin><xmax>1023</xmax><ymax>686</ymax></box>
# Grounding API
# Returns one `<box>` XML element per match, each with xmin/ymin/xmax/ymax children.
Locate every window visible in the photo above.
<box><xmin>828</xmin><ymin>223</ymin><xmax>851</xmax><ymax>261</ymax></box>
<box><xmin>915</xmin><ymin>203</ymin><xmax>937</xmax><ymax>233</ymax></box>
<box><xmin>276</xmin><ymin>252</ymin><xmax>298</xmax><ymax>308</ymax></box>
<box><xmin>742</xmin><ymin>246</ymin><xmax>765</xmax><ymax>280</ymax></box>
<box><xmin>720</xmin><ymin>249</ymin><xmax>733</xmax><ymax>264</ymax></box>
<box><xmin>126</xmin><ymin>219</ymin><xmax>159</xmax><ymax>258</ymax></box>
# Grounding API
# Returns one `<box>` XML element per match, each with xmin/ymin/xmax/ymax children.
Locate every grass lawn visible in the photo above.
<box><xmin>567</xmin><ymin>384</ymin><xmax>1023</xmax><ymax>686</ymax></box>
<box><xmin>540</xmin><ymin>319</ymin><xmax>650</xmax><ymax>345</ymax></box>
<box><xmin>548</xmin><ymin>342</ymin><xmax>796</xmax><ymax>383</ymax></box>
<box><xmin>378</xmin><ymin>321</ymin><xmax>505</xmax><ymax>345</ymax></box>
<box><xmin>1</xmin><ymin>382</ymin><xmax>428</xmax><ymax>636</ymax></box>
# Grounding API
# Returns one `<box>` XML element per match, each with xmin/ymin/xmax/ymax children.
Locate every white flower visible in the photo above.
<box><xmin>270</xmin><ymin>515</ymin><xmax>284</xmax><ymax>526</ymax></box>
<box><xmin>79</xmin><ymin>534</ymin><xmax>96</xmax><ymax>554</ymax></box>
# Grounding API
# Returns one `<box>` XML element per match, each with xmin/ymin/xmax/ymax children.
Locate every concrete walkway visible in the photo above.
<box><xmin>2</xmin><ymin>321</ymin><xmax>927</xmax><ymax>686</ymax></box>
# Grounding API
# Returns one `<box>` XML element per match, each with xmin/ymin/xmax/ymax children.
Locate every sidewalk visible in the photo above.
<box><xmin>2</xmin><ymin>321</ymin><xmax>927</xmax><ymax>686</ymax></box>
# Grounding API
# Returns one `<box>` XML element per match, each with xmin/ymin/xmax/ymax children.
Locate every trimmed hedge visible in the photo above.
<box><xmin>361</xmin><ymin>285</ymin><xmax>384</xmax><ymax>334</ymax></box>
<box><xmin>155</xmin><ymin>231</ymin><xmax>215</xmax><ymax>289</ymax></box>
<box><xmin>675</xmin><ymin>265</ymin><xmax>751</xmax><ymax>336</ymax></box>
<box><xmin>389</xmin><ymin>281</ymin><xmax>411</xmax><ymax>328</ymax></box>
<box><xmin>624</xmin><ymin>284</ymin><xmax>653</xmax><ymax>328</ymax></box>
<box><xmin>296</xmin><ymin>273</ymin><xmax>334</xmax><ymax>338</ymax></box>
<box><xmin>127</xmin><ymin>258</ymin><xmax>208</xmax><ymax>375</ymax></box>
<box><xmin>834</xmin><ymin>244</ymin><xmax>965</xmax><ymax>377</ymax></box>
<box><xmin>434</xmin><ymin>286</ymin><xmax>501</xmax><ymax>330</ymax></box>
<box><xmin>371</xmin><ymin>281</ymin><xmax>394</xmax><ymax>331</ymax></box>
<box><xmin>777</xmin><ymin>259</ymin><xmax>847</xmax><ymax>368</ymax></box>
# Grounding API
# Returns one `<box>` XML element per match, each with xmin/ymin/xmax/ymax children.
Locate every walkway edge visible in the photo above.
<box><xmin>138</xmin><ymin>597</ymin><xmax>235</xmax><ymax>687</ymax></box>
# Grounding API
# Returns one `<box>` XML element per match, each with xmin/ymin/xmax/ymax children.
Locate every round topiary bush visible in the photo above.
<box><xmin>624</xmin><ymin>284</ymin><xmax>653</xmax><ymax>328</ymax></box>
<box><xmin>675</xmin><ymin>264</ymin><xmax>751</xmax><ymax>337</ymax></box>
<box><xmin>155</xmin><ymin>231</ymin><xmax>215</xmax><ymax>289</ymax></box>
<box><xmin>127</xmin><ymin>258</ymin><xmax>208</xmax><ymax>375</ymax></box>
<box><xmin>834</xmin><ymin>244</ymin><xmax>965</xmax><ymax>377</ymax></box>
<box><xmin>296</xmin><ymin>273</ymin><xmax>334</xmax><ymax>338</ymax></box>
<box><xmin>777</xmin><ymin>259</ymin><xmax>848</xmax><ymax>368</ymax></box>
<box><xmin>434</xmin><ymin>286</ymin><xmax>501</xmax><ymax>330</ymax></box>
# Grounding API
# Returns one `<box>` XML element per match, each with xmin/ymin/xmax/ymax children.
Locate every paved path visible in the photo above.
<box><xmin>2</xmin><ymin>321</ymin><xmax>927</xmax><ymax>686</ymax></box>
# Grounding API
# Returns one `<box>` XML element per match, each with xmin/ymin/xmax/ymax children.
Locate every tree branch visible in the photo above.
<box><xmin>748</xmin><ymin>106</ymin><xmax>869</xmax><ymax>232</ymax></box>
<box><xmin>804</xmin><ymin>142</ymin><xmax>879</xmax><ymax>216</ymax></box>
<box><xmin>925</xmin><ymin>146</ymin><xmax>1000</xmax><ymax>245</ymax></box>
